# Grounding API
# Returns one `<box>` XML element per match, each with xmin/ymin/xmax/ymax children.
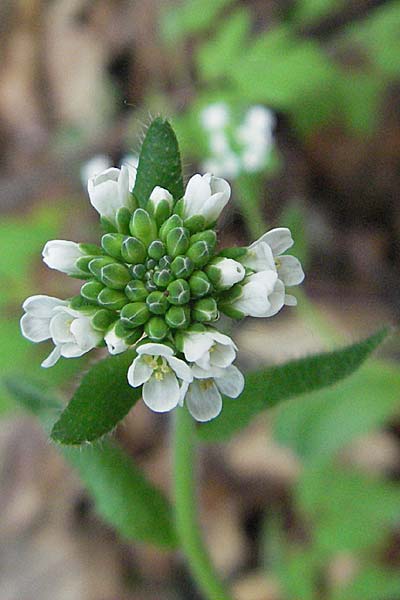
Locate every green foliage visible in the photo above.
<box><xmin>51</xmin><ymin>350</ymin><xmax>141</xmax><ymax>445</ymax></box>
<box><xmin>198</xmin><ymin>328</ymin><xmax>388</xmax><ymax>442</ymax></box>
<box><xmin>291</xmin><ymin>0</ymin><xmax>345</xmax><ymax>25</ymax></box>
<box><xmin>133</xmin><ymin>117</ymin><xmax>184</xmax><ymax>207</ymax></box>
<box><xmin>280</xmin><ymin>201</ymin><xmax>309</xmax><ymax>268</ymax></box>
<box><xmin>160</xmin><ymin>0</ymin><xmax>234</xmax><ymax>43</ymax></box>
<box><xmin>5</xmin><ymin>377</ymin><xmax>177</xmax><ymax>548</ymax></box>
<box><xmin>273</xmin><ymin>359</ymin><xmax>400</xmax><ymax>465</ymax></box>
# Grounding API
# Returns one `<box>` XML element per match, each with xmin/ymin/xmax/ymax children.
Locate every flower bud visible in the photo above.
<box><xmin>167</xmin><ymin>279</ymin><xmax>190</xmax><ymax>305</ymax></box>
<box><xmin>75</xmin><ymin>255</ymin><xmax>101</xmax><ymax>276</ymax></box>
<box><xmin>146</xmin><ymin>258</ymin><xmax>156</xmax><ymax>270</ymax></box>
<box><xmin>166</xmin><ymin>227</ymin><xmax>190</xmax><ymax>258</ymax></box>
<box><xmin>159</xmin><ymin>214</ymin><xmax>183</xmax><ymax>242</ymax></box>
<box><xmin>78</xmin><ymin>243</ymin><xmax>103</xmax><ymax>256</ymax></box>
<box><xmin>101</xmin><ymin>233</ymin><xmax>126</xmax><ymax>259</ymax></box>
<box><xmin>159</xmin><ymin>255</ymin><xmax>172</xmax><ymax>269</ymax></box>
<box><xmin>114</xmin><ymin>320</ymin><xmax>143</xmax><ymax>344</ymax></box>
<box><xmin>190</xmin><ymin>230</ymin><xmax>217</xmax><ymax>249</ymax></box>
<box><xmin>165</xmin><ymin>305</ymin><xmax>191</xmax><ymax>329</ymax></box>
<box><xmin>148</xmin><ymin>240</ymin><xmax>166</xmax><ymax>261</ymax></box>
<box><xmin>69</xmin><ymin>295</ymin><xmax>93</xmax><ymax>310</ymax></box>
<box><xmin>192</xmin><ymin>297</ymin><xmax>218</xmax><ymax>322</ymax></box>
<box><xmin>42</xmin><ymin>240</ymin><xmax>87</xmax><ymax>276</ymax></box>
<box><xmin>218</xmin><ymin>246</ymin><xmax>247</xmax><ymax>259</ymax></box>
<box><xmin>153</xmin><ymin>268</ymin><xmax>174</xmax><ymax>289</ymax></box>
<box><xmin>97</xmin><ymin>288</ymin><xmax>129</xmax><ymax>310</ymax></box>
<box><xmin>183</xmin><ymin>214</ymin><xmax>206</xmax><ymax>233</ymax></box>
<box><xmin>147</xmin><ymin>187</ymin><xmax>173</xmax><ymax>225</ymax></box>
<box><xmin>125</xmin><ymin>279</ymin><xmax>148</xmax><ymax>302</ymax></box>
<box><xmin>116</xmin><ymin>207</ymin><xmax>132</xmax><ymax>234</ymax></box>
<box><xmin>144</xmin><ymin>316</ymin><xmax>169</xmax><ymax>341</ymax></box>
<box><xmin>121</xmin><ymin>236</ymin><xmax>147</xmax><ymax>264</ymax></box>
<box><xmin>80</xmin><ymin>280</ymin><xmax>104</xmax><ymax>303</ymax></box>
<box><xmin>99</xmin><ymin>262</ymin><xmax>132</xmax><ymax>290</ymax></box>
<box><xmin>130</xmin><ymin>263</ymin><xmax>146</xmax><ymax>279</ymax></box>
<box><xmin>146</xmin><ymin>291</ymin><xmax>169</xmax><ymax>314</ymax></box>
<box><xmin>88</xmin><ymin>256</ymin><xmax>119</xmax><ymax>279</ymax></box>
<box><xmin>206</xmin><ymin>257</ymin><xmax>245</xmax><ymax>290</ymax></box>
<box><xmin>91</xmin><ymin>309</ymin><xmax>116</xmax><ymax>331</ymax></box>
<box><xmin>188</xmin><ymin>271</ymin><xmax>212</xmax><ymax>298</ymax></box>
<box><xmin>120</xmin><ymin>302</ymin><xmax>150</xmax><ymax>328</ymax></box>
<box><xmin>171</xmin><ymin>255</ymin><xmax>194</xmax><ymax>279</ymax></box>
<box><xmin>187</xmin><ymin>240</ymin><xmax>213</xmax><ymax>267</ymax></box>
<box><xmin>129</xmin><ymin>208</ymin><xmax>157</xmax><ymax>247</ymax></box>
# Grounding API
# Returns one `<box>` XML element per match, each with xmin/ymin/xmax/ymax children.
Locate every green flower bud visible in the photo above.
<box><xmin>190</xmin><ymin>230</ymin><xmax>217</xmax><ymax>249</ymax></box>
<box><xmin>75</xmin><ymin>255</ymin><xmax>103</xmax><ymax>276</ymax></box>
<box><xmin>97</xmin><ymin>288</ymin><xmax>128</xmax><ymax>310</ymax></box>
<box><xmin>183</xmin><ymin>214</ymin><xmax>206</xmax><ymax>233</ymax></box>
<box><xmin>166</xmin><ymin>227</ymin><xmax>190</xmax><ymax>258</ymax></box>
<box><xmin>187</xmin><ymin>240</ymin><xmax>213</xmax><ymax>267</ymax></box>
<box><xmin>188</xmin><ymin>270</ymin><xmax>212</xmax><ymax>298</ymax></box>
<box><xmin>192</xmin><ymin>297</ymin><xmax>218</xmax><ymax>322</ymax></box>
<box><xmin>165</xmin><ymin>305</ymin><xmax>191</xmax><ymax>329</ymax></box>
<box><xmin>159</xmin><ymin>255</ymin><xmax>172</xmax><ymax>269</ymax></box>
<box><xmin>147</xmin><ymin>187</ymin><xmax>173</xmax><ymax>226</ymax></box>
<box><xmin>159</xmin><ymin>214</ymin><xmax>183</xmax><ymax>242</ymax></box>
<box><xmin>145</xmin><ymin>280</ymin><xmax>158</xmax><ymax>292</ymax></box>
<box><xmin>171</xmin><ymin>255</ymin><xmax>194</xmax><ymax>279</ymax></box>
<box><xmin>114</xmin><ymin>320</ymin><xmax>142</xmax><ymax>344</ymax></box>
<box><xmin>129</xmin><ymin>208</ymin><xmax>157</xmax><ymax>247</ymax></box>
<box><xmin>130</xmin><ymin>263</ymin><xmax>146</xmax><ymax>279</ymax></box>
<box><xmin>80</xmin><ymin>280</ymin><xmax>104</xmax><ymax>303</ymax></box>
<box><xmin>116</xmin><ymin>207</ymin><xmax>132</xmax><ymax>234</ymax></box>
<box><xmin>125</xmin><ymin>279</ymin><xmax>148</xmax><ymax>302</ymax></box>
<box><xmin>69</xmin><ymin>295</ymin><xmax>93</xmax><ymax>310</ymax></box>
<box><xmin>218</xmin><ymin>303</ymin><xmax>245</xmax><ymax>320</ymax></box>
<box><xmin>121</xmin><ymin>236</ymin><xmax>147</xmax><ymax>264</ymax></box>
<box><xmin>146</xmin><ymin>258</ymin><xmax>157</xmax><ymax>270</ymax></box>
<box><xmin>99</xmin><ymin>262</ymin><xmax>132</xmax><ymax>290</ymax></box>
<box><xmin>146</xmin><ymin>291</ymin><xmax>169</xmax><ymax>314</ymax></box>
<box><xmin>167</xmin><ymin>279</ymin><xmax>190</xmax><ymax>305</ymax></box>
<box><xmin>144</xmin><ymin>316</ymin><xmax>169</xmax><ymax>342</ymax></box>
<box><xmin>219</xmin><ymin>282</ymin><xmax>243</xmax><ymax>303</ymax></box>
<box><xmin>101</xmin><ymin>233</ymin><xmax>126</xmax><ymax>259</ymax></box>
<box><xmin>100</xmin><ymin>216</ymin><xmax>117</xmax><ymax>234</ymax></box>
<box><xmin>148</xmin><ymin>240</ymin><xmax>166</xmax><ymax>261</ymax></box>
<box><xmin>120</xmin><ymin>302</ymin><xmax>150</xmax><ymax>328</ymax></box>
<box><xmin>78</xmin><ymin>243</ymin><xmax>102</xmax><ymax>256</ymax></box>
<box><xmin>218</xmin><ymin>246</ymin><xmax>247</xmax><ymax>259</ymax></box>
<box><xmin>153</xmin><ymin>268</ymin><xmax>174</xmax><ymax>289</ymax></box>
<box><xmin>91</xmin><ymin>309</ymin><xmax>117</xmax><ymax>331</ymax></box>
<box><xmin>88</xmin><ymin>256</ymin><xmax>119</xmax><ymax>279</ymax></box>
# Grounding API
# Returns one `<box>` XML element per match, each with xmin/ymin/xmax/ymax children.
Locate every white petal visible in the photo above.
<box><xmin>277</xmin><ymin>255</ymin><xmax>305</xmax><ymax>286</ymax></box>
<box><xmin>183</xmin><ymin>174</ymin><xmax>211</xmax><ymax>217</ymax></box>
<box><xmin>60</xmin><ymin>342</ymin><xmax>88</xmax><ymax>358</ymax></box>
<box><xmin>183</xmin><ymin>333</ymin><xmax>213</xmax><ymax>363</ymax></box>
<box><xmin>233</xmin><ymin>270</ymin><xmax>278</xmax><ymax>317</ymax></box>
<box><xmin>137</xmin><ymin>343</ymin><xmax>174</xmax><ymax>358</ymax></box>
<box><xmin>209</xmin><ymin>343</ymin><xmax>236</xmax><ymax>368</ymax></box>
<box><xmin>166</xmin><ymin>356</ymin><xmax>193</xmax><ymax>382</ymax></box>
<box><xmin>127</xmin><ymin>355</ymin><xmax>153</xmax><ymax>387</ymax></box>
<box><xmin>20</xmin><ymin>314</ymin><xmax>51</xmax><ymax>342</ymax></box>
<box><xmin>22</xmin><ymin>295</ymin><xmax>65</xmax><ymax>317</ymax></box>
<box><xmin>216</xmin><ymin>258</ymin><xmax>245</xmax><ymax>288</ymax></box>
<box><xmin>202</xmin><ymin>190</ymin><xmax>229</xmax><ymax>223</ymax></box>
<box><xmin>142</xmin><ymin>373</ymin><xmax>180</xmax><ymax>412</ymax></box>
<box><xmin>41</xmin><ymin>345</ymin><xmax>61</xmax><ymax>368</ymax></box>
<box><xmin>42</xmin><ymin>240</ymin><xmax>83</xmax><ymax>274</ymax></box>
<box><xmin>70</xmin><ymin>317</ymin><xmax>102</xmax><ymax>351</ymax></box>
<box><xmin>105</xmin><ymin>327</ymin><xmax>129</xmax><ymax>355</ymax></box>
<box><xmin>185</xmin><ymin>380</ymin><xmax>222</xmax><ymax>422</ymax></box>
<box><xmin>215</xmin><ymin>365</ymin><xmax>245</xmax><ymax>398</ymax></box>
<box><xmin>118</xmin><ymin>164</ymin><xmax>132</xmax><ymax>208</ymax></box>
<box><xmin>178</xmin><ymin>381</ymin><xmax>190</xmax><ymax>406</ymax></box>
<box><xmin>87</xmin><ymin>168</ymin><xmax>122</xmax><ymax>223</ymax></box>
<box><xmin>241</xmin><ymin>242</ymin><xmax>275</xmax><ymax>273</ymax></box>
<box><xmin>49</xmin><ymin>311</ymin><xmax>74</xmax><ymax>344</ymax></box>
<box><xmin>250</xmin><ymin>227</ymin><xmax>294</xmax><ymax>257</ymax></box>
<box><xmin>285</xmin><ymin>294</ymin><xmax>297</xmax><ymax>306</ymax></box>
<box><xmin>149</xmin><ymin>186</ymin><xmax>173</xmax><ymax>207</ymax></box>
<box><xmin>191</xmin><ymin>364</ymin><xmax>225</xmax><ymax>379</ymax></box>
<box><xmin>263</xmin><ymin>279</ymin><xmax>285</xmax><ymax>317</ymax></box>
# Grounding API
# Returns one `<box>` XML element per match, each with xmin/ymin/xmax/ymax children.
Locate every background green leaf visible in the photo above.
<box><xmin>51</xmin><ymin>350</ymin><xmax>141</xmax><ymax>445</ymax></box>
<box><xmin>198</xmin><ymin>328</ymin><xmax>389</xmax><ymax>442</ymax></box>
<box><xmin>5</xmin><ymin>377</ymin><xmax>177</xmax><ymax>549</ymax></box>
<box><xmin>133</xmin><ymin>117</ymin><xmax>184</xmax><ymax>207</ymax></box>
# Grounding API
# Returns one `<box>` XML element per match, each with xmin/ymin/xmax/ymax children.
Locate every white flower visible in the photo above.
<box><xmin>87</xmin><ymin>165</ymin><xmax>136</xmax><ymax>226</ymax></box>
<box><xmin>182</xmin><ymin>328</ymin><xmax>237</xmax><ymax>371</ymax></box>
<box><xmin>200</xmin><ymin>102</ymin><xmax>229</xmax><ymax>130</ymax></box>
<box><xmin>182</xmin><ymin>173</ymin><xmax>231</xmax><ymax>224</ymax></box>
<box><xmin>148</xmin><ymin>186</ymin><xmax>173</xmax><ymax>209</ymax></box>
<box><xmin>104</xmin><ymin>323</ymin><xmax>129</xmax><ymax>355</ymax></box>
<box><xmin>42</xmin><ymin>240</ymin><xmax>85</xmax><ymax>275</ymax></box>
<box><xmin>127</xmin><ymin>343</ymin><xmax>193</xmax><ymax>413</ymax></box>
<box><xmin>20</xmin><ymin>296</ymin><xmax>103</xmax><ymax>367</ymax></box>
<box><xmin>208</xmin><ymin>257</ymin><xmax>245</xmax><ymax>290</ymax></box>
<box><xmin>232</xmin><ymin>270</ymin><xmax>281</xmax><ymax>317</ymax></box>
<box><xmin>244</xmin><ymin>105</ymin><xmax>275</xmax><ymax>131</ymax></box>
<box><xmin>80</xmin><ymin>154</ymin><xmax>112</xmax><ymax>187</ymax></box>
<box><xmin>180</xmin><ymin>364</ymin><xmax>244</xmax><ymax>422</ymax></box>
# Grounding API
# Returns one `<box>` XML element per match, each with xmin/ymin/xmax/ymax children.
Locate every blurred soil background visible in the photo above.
<box><xmin>0</xmin><ymin>1</ymin><xmax>399</xmax><ymax>599</ymax></box>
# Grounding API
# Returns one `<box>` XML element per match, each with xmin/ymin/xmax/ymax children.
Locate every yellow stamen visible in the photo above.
<box><xmin>200</xmin><ymin>379</ymin><xmax>214</xmax><ymax>391</ymax></box>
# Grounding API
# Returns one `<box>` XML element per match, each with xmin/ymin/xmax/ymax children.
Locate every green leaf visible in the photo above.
<box><xmin>291</xmin><ymin>0</ymin><xmax>345</xmax><ymax>25</ymax></box>
<box><xmin>197</xmin><ymin>328</ymin><xmax>389</xmax><ymax>442</ymax></box>
<box><xmin>331</xmin><ymin>565</ymin><xmax>400</xmax><ymax>600</ymax></box>
<box><xmin>280</xmin><ymin>201</ymin><xmax>309</xmax><ymax>268</ymax></box>
<box><xmin>160</xmin><ymin>0</ymin><xmax>235</xmax><ymax>43</ymax></box>
<box><xmin>274</xmin><ymin>359</ymin><xmax>400</xmax><ymax>464</ymax></box>
<box><xmin>133</xmin><ymin>117</ymin><xmax>184</xmax><ymax>208</ymax></box>
<box><xmin>51</xmin><ymin>350</ymin><xmax>141</xmax><ymax>445</ymax></box>
<box><xmin>5</xmin><ymin>377</ymin><xmax>177</xmax><ymax>548</ymax></box>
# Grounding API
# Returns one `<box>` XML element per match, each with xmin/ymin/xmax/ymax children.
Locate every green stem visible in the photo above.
<box><xmin>173</xmin><ymin>408</ymin><xmax>233</xmax><ymax>600</ymax></box>
<box><xmin>235</xmin><ymin>174</ymin><xmax>267</xmax><ymax>240</ymax></box>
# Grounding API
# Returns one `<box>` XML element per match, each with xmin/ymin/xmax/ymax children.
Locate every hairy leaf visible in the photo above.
<box><xmin>133</xmin><ymin>117</ymin><xmax>184</xmax><ymax>207</ymax></box>
<box><xmin>198</xmin><ymin>328</ymin><xmax>389</xmax><ymax>442</ymax></box>
<box><xmin>5</xmin><ymin>377</ymin><xmax>177</xmax><ymax>548</ymax></box>
<box><xmin>51</xmin><ymin>350</ymin><xmax>140</xmax><ymax>445</ymax></box>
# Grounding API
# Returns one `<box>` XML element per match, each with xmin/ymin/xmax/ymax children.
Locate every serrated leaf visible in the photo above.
<box><xmin>197</xmin><ymin>328</ymin><xmax>389</xmax><ymax>442</ymax></box>
<box><xmin>274</xmin><ymin>359</ymin><xmax>400</xmax><ymax>464</ymax></box>
<box><xmin>5</xmin><ymin>377</ymin><xmax>177</xmax><ymax>548</ymax></box>
<box><xmin>51</xmin><ymin>350</ymin><xmax>140</xmax><ymax>445</ymax></box>
<box><xmin>133</xmin><ymin>117</ymin><xmax>184</xmax><ymax>207</ymax></box>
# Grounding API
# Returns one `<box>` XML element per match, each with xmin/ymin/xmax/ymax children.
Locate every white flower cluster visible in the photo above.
<box><xmin>200</xmin><ymin>102</ymin><xmax>276</xmax><ymax>179</ymax></box>
<box><xmin>21</xmin><ymin>165</ymin><xmax>303</xmax><ymax>422</ymax></box>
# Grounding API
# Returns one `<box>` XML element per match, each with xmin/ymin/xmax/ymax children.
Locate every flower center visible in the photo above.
<box><xmin>274</xmin><ymin>258</ymin><xmax>281</xmax><ymax>269</ymax></box>
<box><xmin>200</xmin><ymin>379</ymin><xmax>214</xmax><ymax>391</ymax></box>
<box><xmin>144</xmin><ymin>355</ymin><xmax>171</xmax><ymax>380</ymax></box>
